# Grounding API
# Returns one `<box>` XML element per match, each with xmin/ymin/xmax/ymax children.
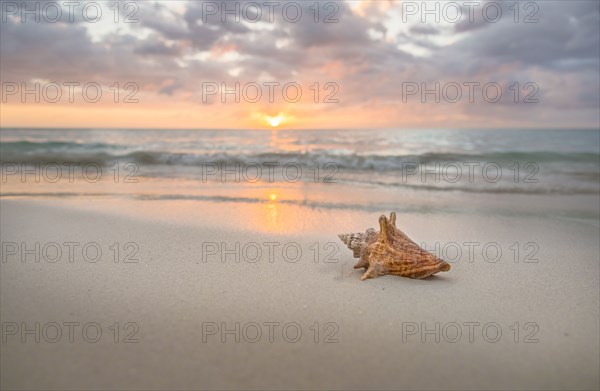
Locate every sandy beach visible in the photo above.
<box><xmin>1</xmin><ymin>197</ymin><xmax>598</xmax><ymax>390</ymax></box>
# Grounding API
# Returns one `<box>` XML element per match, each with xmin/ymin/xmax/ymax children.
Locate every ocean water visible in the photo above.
<box><xmin>1</xmin><ymin>128</ymin><xmax>599</xmax><ymax>225</ymax></box>
<box><xmin>1</xmin><ymin>128</ymin><xmax>598</xmax><ymax>193</ymax></box>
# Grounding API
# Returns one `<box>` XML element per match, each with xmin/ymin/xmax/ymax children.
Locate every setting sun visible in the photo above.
<box><xmin>265</xmin><ymin>113</ymin><xmax>285</xmax><ymax>127</ymax></box>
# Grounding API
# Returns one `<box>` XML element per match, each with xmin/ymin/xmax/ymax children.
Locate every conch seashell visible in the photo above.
<box><xmin>338</xmin><ymin>212</ymin><xmax>451</xmax><ymax>280</ymax></box>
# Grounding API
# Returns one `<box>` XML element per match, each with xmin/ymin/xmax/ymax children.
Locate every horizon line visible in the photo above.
<box><xmin>1</xmin><ymin>126</ymin><xmax>599</xmax><ymax>132</ymax></box>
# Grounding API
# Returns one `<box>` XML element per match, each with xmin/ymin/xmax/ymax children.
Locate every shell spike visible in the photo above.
<box><xmin>378</xmin><ymin>215</ymin><xmax>390</xmax><ymax>245</ymax></box>
<box><xmin>361</xmin><ymin>266</ymin><xmax>379</xmax><ymax>280</ymax></box>
<box><xmin>353</xmin><ymin>259</ymin><xmax>367</xmax><ymax>269</ymax></box>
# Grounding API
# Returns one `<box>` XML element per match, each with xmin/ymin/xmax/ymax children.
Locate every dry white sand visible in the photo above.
<box><xmin>1</xmin><ymin>199</ymin><xmax>599</xmax><ymax>390</ymax></box>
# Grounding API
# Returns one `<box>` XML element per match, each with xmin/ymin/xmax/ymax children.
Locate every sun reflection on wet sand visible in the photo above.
<box><xmin>0</xmin><ymin>162</ymin><xmax>374</xmax><ymax>236</ymax></box>
<box><xmin>264</xmin><ymin>194</ymin><xmax>280</xmax><ymax>232</ymax></box>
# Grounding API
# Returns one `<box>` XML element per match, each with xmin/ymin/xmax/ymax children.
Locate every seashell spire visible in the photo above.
<box><xmin>338</xmin><ymin>212</ymin><xmax>451</xmax><ymax>280</ymax></box>
<box><xmin>338</xmin><ymin>228</ymin><xmax>377</xmax><ymax>269</ymax></box>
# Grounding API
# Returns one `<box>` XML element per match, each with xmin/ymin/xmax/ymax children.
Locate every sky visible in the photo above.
<box><xmin>0</xmin><ymin>0</ymin><xmax>599</xmax><ymax>129</ymax></box>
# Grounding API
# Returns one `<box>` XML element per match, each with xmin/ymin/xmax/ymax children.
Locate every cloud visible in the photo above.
<box><xmin>0</xmin><ymin>0</ymin><xmax>598</xmax><ymax>128</ymax></box>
